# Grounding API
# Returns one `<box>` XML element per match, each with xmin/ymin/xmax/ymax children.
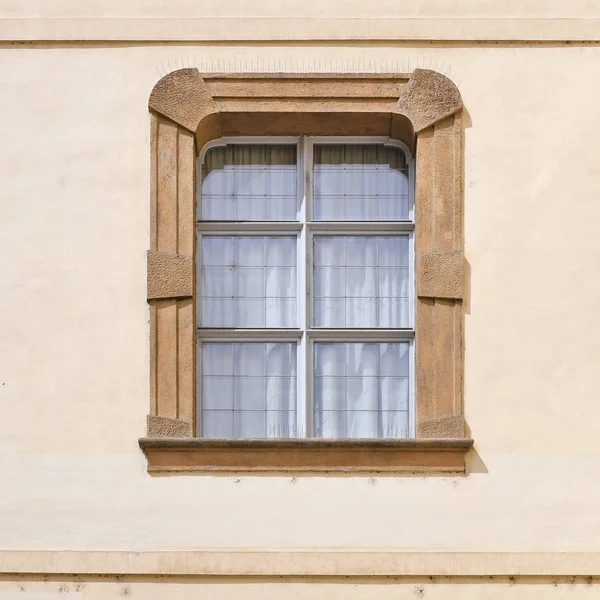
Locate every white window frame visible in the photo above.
<box><xmin>196</xmin><ymin>135</ymin><xmax>415</xmax><ymax>439</ymax></box>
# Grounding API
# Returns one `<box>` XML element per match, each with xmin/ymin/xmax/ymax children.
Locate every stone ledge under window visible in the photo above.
<box><xmin>138</xmin><ymin>438</ymin><xmax>474</xmax><ymax>473</ymax></box>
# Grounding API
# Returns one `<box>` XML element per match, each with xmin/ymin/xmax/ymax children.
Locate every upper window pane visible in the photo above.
<box><xmin>313</xmin><ymin>144</ymin><xmax>409</xmax><ymax>221</ymax></box>
<box><xmin>200</xmin><ymin>144</ymin><xmax>297</xmax><ymax>221</ymax></box>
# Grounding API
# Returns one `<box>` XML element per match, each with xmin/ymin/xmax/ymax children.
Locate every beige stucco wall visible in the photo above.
<box><xmin>2</xmin><ymin>5</ymin><xmax>600</xmax><ymax>592</ymax></box>
<box><xmin>2</xmin><ymin>42</ymin><xmax>600</xmax><ymax>552</ymax></box>
<box><xmin>2</xmin><ymin>1</ymin><xmax>600</xmax><ymax>41</ymax></box>
<box><xmin>4</xmin><ymin>576</ymin><xmax>600</xmax><ymax>599</ymax></box>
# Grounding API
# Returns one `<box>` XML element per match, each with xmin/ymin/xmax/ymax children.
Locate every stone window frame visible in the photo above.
<box><xmin>140</xmin><ymin>68</ymin><xmax>473</xmax><ymax>473</ymax></box>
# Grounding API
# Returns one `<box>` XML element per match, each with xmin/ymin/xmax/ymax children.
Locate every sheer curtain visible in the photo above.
<box><xmin>313</xmin><ymin>235</ymin><xmax>410</xmax><ymax>328</ymax></box>
<box><xmin>200</xmin><ymin>144</ymin><xmax>299</xmax><ymax>439</ymax></box>
<box><xmin>314</xmin><ymin>342</ymin><xmax>409</xmax><ymax>438</ymax></box>
<box><xmin>312</xmin><ymin>143</ymin><xmax>411</xmax><ymax>439</ymax></box>
<box><xmin>201</xmin><ymin>235</ymin><xmax>297</xmax><ymax>328</ymax></box>
<box><xmin>201</xmin><ymin>144</ymin><xmax>297</xmax><ymax>221</ymax></box>
<box><xmin>199</xmin><ymin>141</ymin><xmax>412</xmax><ymax>439</ymax></box>
<box><xmin>313</xmin><ymin>144</ymin><xmax>408</xmax><ymax>221</ymax></box>
<box><xmin>202</xmin><ymin>342</ymin><xmax>297</xmax><ymax>438</ymax></box>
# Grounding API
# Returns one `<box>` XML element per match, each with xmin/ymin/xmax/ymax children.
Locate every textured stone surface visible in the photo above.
<box><xmin>415</xmin><ymin>114</ymin><xmax>463</xmax><ymax>429</ymax></box>
<box><xmin>147</xmin><ymin>415</ymin><xmax>192</xmax><ymax>438</ymax></box>
<box><xmin>418</xmin><ymin>250</ymin><xmax>464</xmax><ymax>299</ymax></box>
<box><xmin>147</xmin><ymin>250</ymin><xmax>193</xmax><ymax>299</ymax></box>
<box><xmin>148</xmin><ymin>69</ymin><xmax>466</xmax><ymax>449</ymax></box>
<box><xmin>397</xmin><ymin>69</ymin><xmax>463</xmax><ymax>132</ymax></box>
<box><xmin>418</xmin><ymin>415</ymin><xmax>465</xmax><ymax>438</ymax></box>
<box><xmin>139</xmin><ymin>438</ymin><xmax>472</xmax><ymax>473</ymax></box>
<box><xmin>149</xmin><ymin>68</ymin><xmax>220</xmax><ymax>133</ymax></box>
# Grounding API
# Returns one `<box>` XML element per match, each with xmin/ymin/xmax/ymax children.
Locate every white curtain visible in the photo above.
<box><xmin>199</xmin><ymin>143</ymin><xmax>412</xmax><ymax>439</ymax></box>
<box><xmin>200</xmin><ymin>144</ymin><xmax>297</xmax><ymax>221</ymax></box>
<box><xmin>313</xmin><ymin>235</ymin><xmax>410</xmax><ymax>328</ymax></box>
<box><xmin>201</xmin><ymin>235</ymin><xmax>297</xmax><ymax>328</ymax></box>
<box><xmin>314</xmin><ymin>342</ymin><xmax>409</xmax><ymax>438</ymax></box>
<box><xmin>313</xmin><ymin>144</ymin><xmax>409</xmax><ymax>221</ymax></box>
<box><xmin>201</xmin><ymin>342</ymin><xmax>297</xmax><ymax>438</ymax></box>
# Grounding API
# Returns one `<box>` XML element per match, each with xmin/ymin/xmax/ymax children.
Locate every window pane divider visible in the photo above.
<box><xmin>196</xmin><ymin>222</ymin><xmax>303</xmax><ymax>233</ymax></box>
<box><xmin>306</xmin><ymin>329</ymin><xmax>414</xmax><ymax>341</ymax></box>
<box><xmin>197</xmin><ymin>328</ymin><xmax>302</xmax><ymax>341</ymax></box>
<box><xmin>308</xmin><ymin>221</ymin><xmax>414</xmax><ymax>233</ymax></box>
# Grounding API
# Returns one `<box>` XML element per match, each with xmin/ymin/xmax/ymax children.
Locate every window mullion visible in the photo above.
<box><xmin>296</xmin><ymin>136</ymin><xmax>309</xmax><ymax>438</ymax></box>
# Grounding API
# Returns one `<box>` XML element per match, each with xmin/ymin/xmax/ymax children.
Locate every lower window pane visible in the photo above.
<box><xmin>314</xmin><ymin>342</ymin><xmax>410</xmax><ymax>439</ymax></box>
<box><xmin>200</xmin><ymin>342</ymin><xmax>297</xmax><ymax>438</ymax></box>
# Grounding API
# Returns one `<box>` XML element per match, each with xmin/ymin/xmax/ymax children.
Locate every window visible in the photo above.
<box><xmin>142</xmin><ymin>69</ymin><xmax>472</xmax><ymax>472</ymax></box>
<box><xmin>196</xmin><ymin>137</ymin><xmax>415</xmax><ymax>439</ymax></box>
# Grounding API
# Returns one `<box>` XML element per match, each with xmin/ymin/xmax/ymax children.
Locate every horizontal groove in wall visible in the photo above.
<box><xmin>3</xmin><ymin>550</ymin><xmax>600</xmax><ymax>576</ymax></box>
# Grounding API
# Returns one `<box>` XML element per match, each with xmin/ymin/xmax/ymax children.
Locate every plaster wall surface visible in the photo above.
<box><xmin>1</xmin><ymin>0</ymin><xmax>598</xmax><ymax>18</ymax></box>
<box><xmin>3</xmin><ymin>577</ymin><xmax>600</xmax><ymax>599</ymax></box>
<box><xmin>1</xmin><ymin>42</ymin><xmax>600</xmax><ymax>559</ymax></box>
<box><xmin>2</xmin><ymin>1</ymin><xmax>600</xmax><ymax>41</ymax></box>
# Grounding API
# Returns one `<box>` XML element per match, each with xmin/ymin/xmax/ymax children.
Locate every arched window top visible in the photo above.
<box><xmin>197</xmin><ymin>136</ymin><xmax>414</xmax><ymax>223</ymax></box>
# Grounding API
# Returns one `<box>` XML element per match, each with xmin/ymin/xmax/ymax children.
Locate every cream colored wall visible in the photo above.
<box><xmin>1</xmin><ymin>42</ymin><xmax>600</xmax><ymax>560</ymax></box>
<box><xmin>4</xmin><ymin>577</ymin><xmax>600</xmax><ymax>599</ymax></box>
<box><xmin>2</xmin><ymin>0</ymin><xmax>598</xmax><ymax>18</ymax></box>
<box><xmin>2</xmin><ymin>1</ymin><xmax>600</xmax><ymax>41</ymax></box>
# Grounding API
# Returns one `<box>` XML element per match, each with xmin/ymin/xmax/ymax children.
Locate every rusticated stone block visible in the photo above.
<box><xmin>418</xmin><ymin>250</ymin><xmax>463</xmax><ymax>299</ymax></box>
<box><xmin>147</xmin><ymin>415</ymin><xmax>193</xmax><ymax>438</ymax></box>
<box><xmin>418</xmin><ymin>415</ymin><xmax>465</xmax><ymax>438</ymax></box>
<box><xmin>147</xmin><ymin>250</ymin><xmax>193</xmax><ymax>300</ymax></box>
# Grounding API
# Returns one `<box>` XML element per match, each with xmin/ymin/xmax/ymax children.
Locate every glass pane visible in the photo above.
<box><xmin>266</xmin><ymin>298</ymin><xmax>297</xmax><ymax>327</ymax></box>
<box><xmin>200</xmin><ymin>342</ymin><xmax>298</xmax><ymax>439</ymax></box>
<box><xmin>202</xmin><ymin>377</ymin><xmax>234</xmax><ymax>410</ymax></box>
<box><xmin>314</xmin><ymin>377</ymin><xmax>345</xmax><ymax>411</ymax></box>
<box><xmin>266</xmin><ymin>342</ymin><xmax>297</xmax><ymax>376</ymax></box>
<box><xmin>312</xmin><ymin>236</ymin><xmax>411</xmax><ymax>328</ymax></box>
<box><xmin>314</xmin><ymin>342</ymin><xmax>411</xmax><ymax>439</ymax></box>
<box><xmin>315</xmin><ymin>411</ymin><xmax>345</xmax><ymax>438</ymax></box>
<box><xmin>202</xmin><ymin>298</ymin><xmax>233</xmax><ymax>327</ymax></box>
<box><xmin>313</xmin><ymin>144</ymin><xmax>409</xmax><ymax>221</ymax></box>
<box><xmin>235</xmin><ymin>267</ymin><xmax>264</xmax><ymax>297</ymax></box>
<box><xmin>200</xmin><ymin>236</ymin><xmax>297</xmax><ymax>328</ymax></box>
<box><xmin>266</xmin><ymin>411</ymin><xmax>297</xmax><ymax>438</ymax></box>
<box><xmin>346</xmin><ymin>411</ymin><xmax>379</xmax><ymax>438</ymax></box>
<box><xmin>266</xmin><ymin>237</ymin><xmax>297</xmax><ymax>266</ymax></box>
<box><xmin>203</xmin><ymin>411</ymin><xmax>234</xmax><ymax>438</ymax></box>
<box><xmin>381</xmin><ymin>412</ymin><xmax>409</xmax><ymax>438</ymax></box>
<box><xmin>202</xmin><ymin>343</ymin><xmax>233</xmax><ymax>376</ymax></box>
<box><xmin>200</xmin><ymin>144</ymin><xmax>297</xmax><ymax>221</ymax></box>
<box><xmin>234</xmin><ymin>298</ymin><xmax>265</xmax><ymax>328</ymax></box>
<box><xmin>234</xmin><ymin>378</ymin><xmax>266</xmax><ymax>410</ymax></box>
<box><xmin>346</xmin><ymin>377</ymin><xmax>378</xmax><ymax>411</ymax></box>
<box><xmin>379</xmin><ymin>342</ymin><xmax>410</xmax><ymax>376</ymax></box>
<box><xmin>313</xmin><ymin>298</ymin><xmax>345</xmax><ymax>328</ymax></box>
<box><xmin>234</xmin><ymin>411</ymin><xmax>266</xmax><ymax>438</ymax></box>
<box><xmin>266</xmin><ymin>377</ymin><xmax>296</xmax><ymax>411</ymax></box>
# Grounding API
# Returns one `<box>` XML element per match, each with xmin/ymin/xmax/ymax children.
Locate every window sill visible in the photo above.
<box><xmin>138</xmin><ymin>437</ymin><xmax>474</xmax><ymax>473</ymax></box>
